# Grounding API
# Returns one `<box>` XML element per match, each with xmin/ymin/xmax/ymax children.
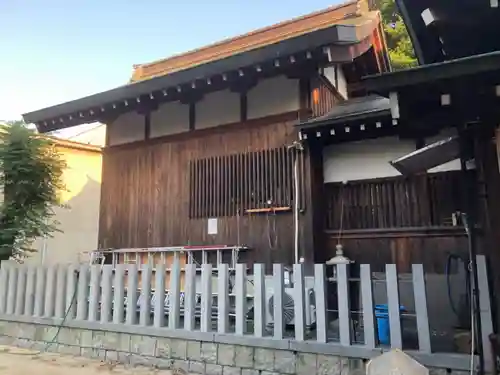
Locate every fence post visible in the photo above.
<box><xmin>235</xmin><ymin>263</ymin><xmax>247</xmax><ymax>335</ymax></box>
<box><xmin>183</xmin><ymin>263</ymin><xmax>196</xmax><ymax>331</ymax></box>
<box><xmin>314</xmin><ymin>264</ymin><xmax>327</xmax><ymax>343</ymax></box>
<box><xmin>154</xmin><ymin>264</ymin><xmax>166</xmax><ymax>328</ymax></box>
<box><xmin>14</xmin><ymin>265</ymin><xmax>27</xmax><ymax>316</ymax></box>
<box><xmin>139</xmin><ymin>265</ymin><xmax>152</xmax><ymax>326</ymax></box>
<box><xmin>100</xmin><ymin>265</ymin><xmax>113</xmax><ymax>323</ymax></box>
<box><xmin>76</xmin><ymin>265</ymin><xmax>89</xmax><ymax>320</ymax></box>
<box><xmin>126</xmin><ymin>264</ymin><xmax>138</xmax><ymax>325</ymax></box>
<box><xmin>476</xmin><ymin>255</ymin><xmax>494</xmax><ymax>373</ymax></box>
<box><xmin>386</xmin><ymin>264</ymin><xmax>402</xmax><ymax>349</ymax></box>
<box><xmin>360</xmin><ymin>264</ymin><xmax>376</xmax><ymax>349</ymax></box>
<box><xmin>88</xmin><ymin>265</ymin><xmax>101</xmax><ymax>322</ymax></box>
<box><xmin>34</xmin><ymin>266</ymin><xmax>46</xmax><ymax>317</ymax></box>
<box><xmin>54</xmin><ymin>265</ymin><xmax>67</xmax><ymax>319</ymax></box>
<box><xmin>6</xmin><ymin>264</ymin><xmax>18</xmax><ymax>315</ymax></box>
<box><xmin>24</xmin><ymin>265</ymin><xmax>36</xmax><ymax>316</ymax></box>
<box><xmin>412</xmin><ymin>264</ymin><xmax>431</xmax><ymax>353</ymax></box>
<box><xmin>217</xmin><ymin>263</ymin><xmax>229</xmax><ymax>334</ymax></box>
<box><xmin>168</xmin><ymin>255</ymin><xmax>181</xmax><ymax>329</ymax></box>
<box><xmin>44</xmin><ymin>265</ymin><xmax>57</xmax><ymax>318</ymax></box>
<box><xmin>293</xmin><ymin>263</ymin><xmax>306</xmax><ymax>341</ymax></box>
<box><xmin>273</xmin><ymin>264</ymin><xmax>284</xmax><ymax>340</ymax></box>
<box><xmin>337</xmin><ymin>263</ymin><xmax>352</xmax><ymax>346</ymax></box>
<box><xmin>253</xmin><ymin>264</ymin><xmax>266</xmax><ymax>338</ymax></box>
<box><xmin>200</xmin><ymin>264</ymin><xmax>213</xmax><ymax>332</ymax></box>
<box><xmin>113</xmin><ymin>264</ymin><xmax>125</xmax><ymax>324</ymax></box>
<box><xmin>0</xmin><ymin>262</ymin><xmax>9</xmax><ymax>314</ymax></box>
<box><xmin>65</xmin><ymin>264</ymin><xmax>77</xmax><ymax>320</ymax></box>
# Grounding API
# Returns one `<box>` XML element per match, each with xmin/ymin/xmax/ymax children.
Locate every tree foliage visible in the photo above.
<box><xmin>0</xmin><ymin>121</ymin><xmax>66</xmax><ymax>261</ymax></box>
<box><xmin>376</xmin><ymin>0</ymin><xmax>418</xmax><ymax>70</ymax></box>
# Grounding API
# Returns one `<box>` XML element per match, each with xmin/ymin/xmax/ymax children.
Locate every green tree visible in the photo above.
<box><xmin>0</xmin><ymin>120</ymin><xmax>66</xmax><ymax>262</ymax></box>
<box><xmin>376</xmin><ymin>0</ymin><xmax>418</xmax><ymax>70</ymax></box>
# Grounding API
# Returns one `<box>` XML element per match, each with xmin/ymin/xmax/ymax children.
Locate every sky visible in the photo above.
<box><xmin>0</xmin><ymin>0</ymin><xmax>343</xmax><ymax>127</ymax></box>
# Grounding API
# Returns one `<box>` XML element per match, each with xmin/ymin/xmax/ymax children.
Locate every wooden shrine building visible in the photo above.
<box><xmin>23</xmin><ymin>0</ymin><xmax>389</xmax><ymax>270</ymax></box>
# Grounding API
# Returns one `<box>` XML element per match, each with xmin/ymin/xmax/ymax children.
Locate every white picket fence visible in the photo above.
<box><xmin>0</xmin><ymin>256</ymin><xmax>494</xmax><ymax>369</ymax></box>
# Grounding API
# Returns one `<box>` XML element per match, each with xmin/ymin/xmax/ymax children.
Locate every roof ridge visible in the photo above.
<box><xmin>130</xmin><ymin>0</ymin><xmax>362</xmax><ymax>81</ymax></box>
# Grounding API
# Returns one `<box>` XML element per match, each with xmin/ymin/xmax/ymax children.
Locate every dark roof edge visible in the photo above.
<box><xmin>24</xmin><ymin>24</ymin><xmax>370</xmax><ymax>126</ymax></box>
<box><xmin>362</xmin><ymin>50</ymin><xmax>500</xmax><ymax>93</ymax></box>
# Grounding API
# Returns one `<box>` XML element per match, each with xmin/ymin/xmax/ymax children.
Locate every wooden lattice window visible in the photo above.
<box><xmin>189</xmin><ymin>147</ymin><xmax>294</xmax><ymax>218</ymax></box>
<box><xmin>324</xmin><ymin>171</ymin><xmax>465</xmax><ymax>230</ymax></box>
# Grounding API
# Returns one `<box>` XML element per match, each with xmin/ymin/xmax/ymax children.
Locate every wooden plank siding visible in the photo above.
<box><xmin>98</xmin><ymin>112</ymin><xmax>308</xmax><ymax>269</ymax></box>
<box><xmin>323</xmin><ymin>171</ymin><xmax>473</xmax><ymax>272</ymax></box>
<box><xmin>310</xmin><ymin>76</ymin><xmax>340</xmax><ymax>117</ymax></box>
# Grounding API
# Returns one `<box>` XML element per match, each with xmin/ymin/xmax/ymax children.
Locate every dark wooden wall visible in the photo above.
<box><xmin>322</xmin><ymin>171</ymin><xmax>471</xmax><ymax>273</ymax></box>
<box><xmin>99</xmin><ymin>112</ymin><xmax>308</xmax><ymax>269</ymax></box>
<box><xmin>310</xmin><ymin>76</ymin><xmax>340</xmax><ymax>117</ymax></box>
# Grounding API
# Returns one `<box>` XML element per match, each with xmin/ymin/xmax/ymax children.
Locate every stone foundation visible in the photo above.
<box><xmin>0</xmin><ymin>318</ymin><xmax>472</xmax><ymax>375</ymax></box>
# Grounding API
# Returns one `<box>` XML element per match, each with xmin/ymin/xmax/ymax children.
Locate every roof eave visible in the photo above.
<box><xmin>24</xmin><ymin>23</ymin><xmax>379</xmax><ymax>132</ymax></box>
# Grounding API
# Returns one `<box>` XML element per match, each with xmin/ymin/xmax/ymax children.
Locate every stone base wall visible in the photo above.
<box><xmin>0</xmin><ymin>319</ymin><xmax>472</xmax><ymax>375</ymax></box>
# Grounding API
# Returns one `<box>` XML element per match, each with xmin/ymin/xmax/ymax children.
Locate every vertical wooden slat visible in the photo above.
<box><xmin>314</xmin><ymin>264</ymin><xmax>328</xmax><ymax>343</ymax></box>
<box><xmin>293</xmin><ymin>263</ymin><xmax>306</xmax><ymax>341</ymax></box>
<box><xmin>169</xmin><ymin>255</ymin><xmax>181</xmax><ymax>329</ymax></box>
<box><xmin>14</xmin><ymin>266</ymin><xmax>27</xmax><ymax>316</ymax></box>
<box><xmin>476</xmin><ymin>255</ymin><xmax>494</xmax><ymax>372</ymax></box>
<box><xmin>153</xmin><ymin>264</ymin><xmax>166</xmax><ymax>328</ymax></box>
<box><xmin>270</xmin><ymin>148</ymin><xmax>277</xmax><ymax>206</ymax></box>
<box><xmin>386</xmin><ymin>264</ymin><xmax>402</xmax><ymax>348</ymax></box>
<box><xmin>246</xmin><ymin>151</ymin><xmax>251</xmax><ymax>210</ymax></box>
<box><xmin>6</xmin><ymin>265</ymin><xmax>17</xmax><ymax>315</ymax></box>
<box><xmin>235</xmin><ymin>263</ymin><xmax>247</xmax><ymax>335</ymax></box>
<box><xmin>253</xmin><ymin>264</ymin><xmax>266</xmax><ymax>337</ymax></box>
<box><xmin>214</xmin><ymin>156</ymin><xmax>220</xmax><ymax>217</ymax></box>
<box><xmin>284</xmin><ymin>148</ymin><xmax>291</xmax><ymax>206</ymax></box>
<box><xmin>234</xmin><ymin>153</ymin><xmax>239</xmax><ymax>214</ymax></box>
<box><xmin>24</xmin><ymin>266</ymin><xmax>36</xmax><ymax>316</ymax></box>
<box><xmin>207</xmin><ymin>157</ymin><xmax>213</xmax><ymax>217</ymax></box>
<box><xmin>196</xmin><ymin>159</ymin><xmax>202</xmax><ymax>218</ymax></box>
<box><xmin>412</xmin><ymin>264</ymin><xmax>431</xmax><ymax>353</ymax></box>
<box><xmin>337</xmin><ymin>263</ymin><xmax>352</xmax><ymax>346</ymax></box>
<box><xmin>100</xmin><ymin>265</ymin><xmax>113</xmax><ymax>323</ymax></box>
<box><xmin>0</xmin><ymin>263</ymin><xmax>9</xmax><ymax>314</ymax></box>
<box><xmin>272</xmin><ymin>264</ymin><xmax>284</xmax><ymax>339</ymax></box>
<box><xmin>184</xmin><ymin>263</ymin><xmax>197</xmax><ymax>331</ymax></box>
<box><xmin>75</xmin><ymin>265</ymin><xmax>88</xmax><ymax>320</ymax></box>
<box><xmin>88</xmin><ymin>265</ymin><xmax>100</xmax><ymax>322</ymax></box>
<box><xmin>217</xmin><ymin>263</ymin><xmax>229</xmax><ymax>333</ymax></box>
<box><xmin>140</xmin><ymin>265</ymin><xmax>152</xmax><ymax>326</ymax></box>
<box><xmin>200</xmin><ymin>264</ymin><xmax>213</xmax><ymax>332</ymax></box>
<box><xmin>54</xmin><ymin>266</ymin><xmax>67</xmax><ymax>319</ymax></box>
<box><xmin>126</xmin><ymin>264</ymin><xmax>138</xmax><ymax>325</ymax></box>
<box><xmin>189</xmin><ymin>161</ymin><xmax>194</xmax><ymax>218</ymax></box>
<box><xmin>360</xmin><ymin>264</ymin><xmax>376</xmax><ymax>348</ymax></box>
<box><xmin>113</xmin><ymin>265</ymin><xmax>125</xmax><ymax>324</ymax></box>
<box><xmin>65</xmin><ymin>265</ymin><xmax>77</xmax><ymax>320</ymax></box>
<box><xmin>260</xmin><ymin>149</ymin><xmax>266</xmax><ymax>206</ymax></box>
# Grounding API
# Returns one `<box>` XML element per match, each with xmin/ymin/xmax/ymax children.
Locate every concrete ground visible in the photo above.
<box><xmin>0</xmin><ymin>345</ymin><xmax>191</xmax><ymax>375</ymax></box>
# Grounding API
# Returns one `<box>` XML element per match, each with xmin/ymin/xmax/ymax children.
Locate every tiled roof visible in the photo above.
<box><xmin>130</xmin><ymin>0</ymin><xmax>371</xmax><ymax>82</ymax></box>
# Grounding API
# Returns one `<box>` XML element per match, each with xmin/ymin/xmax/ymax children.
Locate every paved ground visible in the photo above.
<box><xmin>0</xmin><ymin>346</ymin><xmax>190</xmax><ymax>375</ymax></box>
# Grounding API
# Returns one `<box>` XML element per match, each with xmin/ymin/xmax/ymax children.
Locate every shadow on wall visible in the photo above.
<box><xmin>28</xmin><ymin>176</ymin><xmax>102</xmax><ymax>266</ymax></box>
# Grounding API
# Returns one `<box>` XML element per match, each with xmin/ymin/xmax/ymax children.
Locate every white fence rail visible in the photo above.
<box><xmin>0</xmin><ymin>256</ymin><xmax>493</xmax><ymax>369</ymax></box>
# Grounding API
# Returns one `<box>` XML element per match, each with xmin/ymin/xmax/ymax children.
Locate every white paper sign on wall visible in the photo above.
<box><xmin>208</xmin><ymin>218</ymin><xmax>218</xmax><ymax>235</ymax></box>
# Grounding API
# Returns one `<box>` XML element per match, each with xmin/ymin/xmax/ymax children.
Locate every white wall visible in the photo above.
<box><xmin>107</xmin><ymin>112</ymin><xmax>145</xmax><ymax>146</ymax></box>
<box><xmin>323</xmin><ymin>131</ymin><xmax>461</xmax><ymax>183</ymax></box>
<box><xmin>247</xmin><ymin>75</ymin><xmax>300</xmax><ymax>119</ymax></box>
<box><xmin>196</xmin><ymin>90</ymin><xmax>240</xmax><ymax>129</ymax></box>
<box><xmin>323</xmin><ymin>65</ymin><xmax>347</xmax><ymax>99</ymax></box>
<box><xmin>151</xmin><ymin>101</ymin><xmax>189</xmax><ymax>137</ymax></box>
